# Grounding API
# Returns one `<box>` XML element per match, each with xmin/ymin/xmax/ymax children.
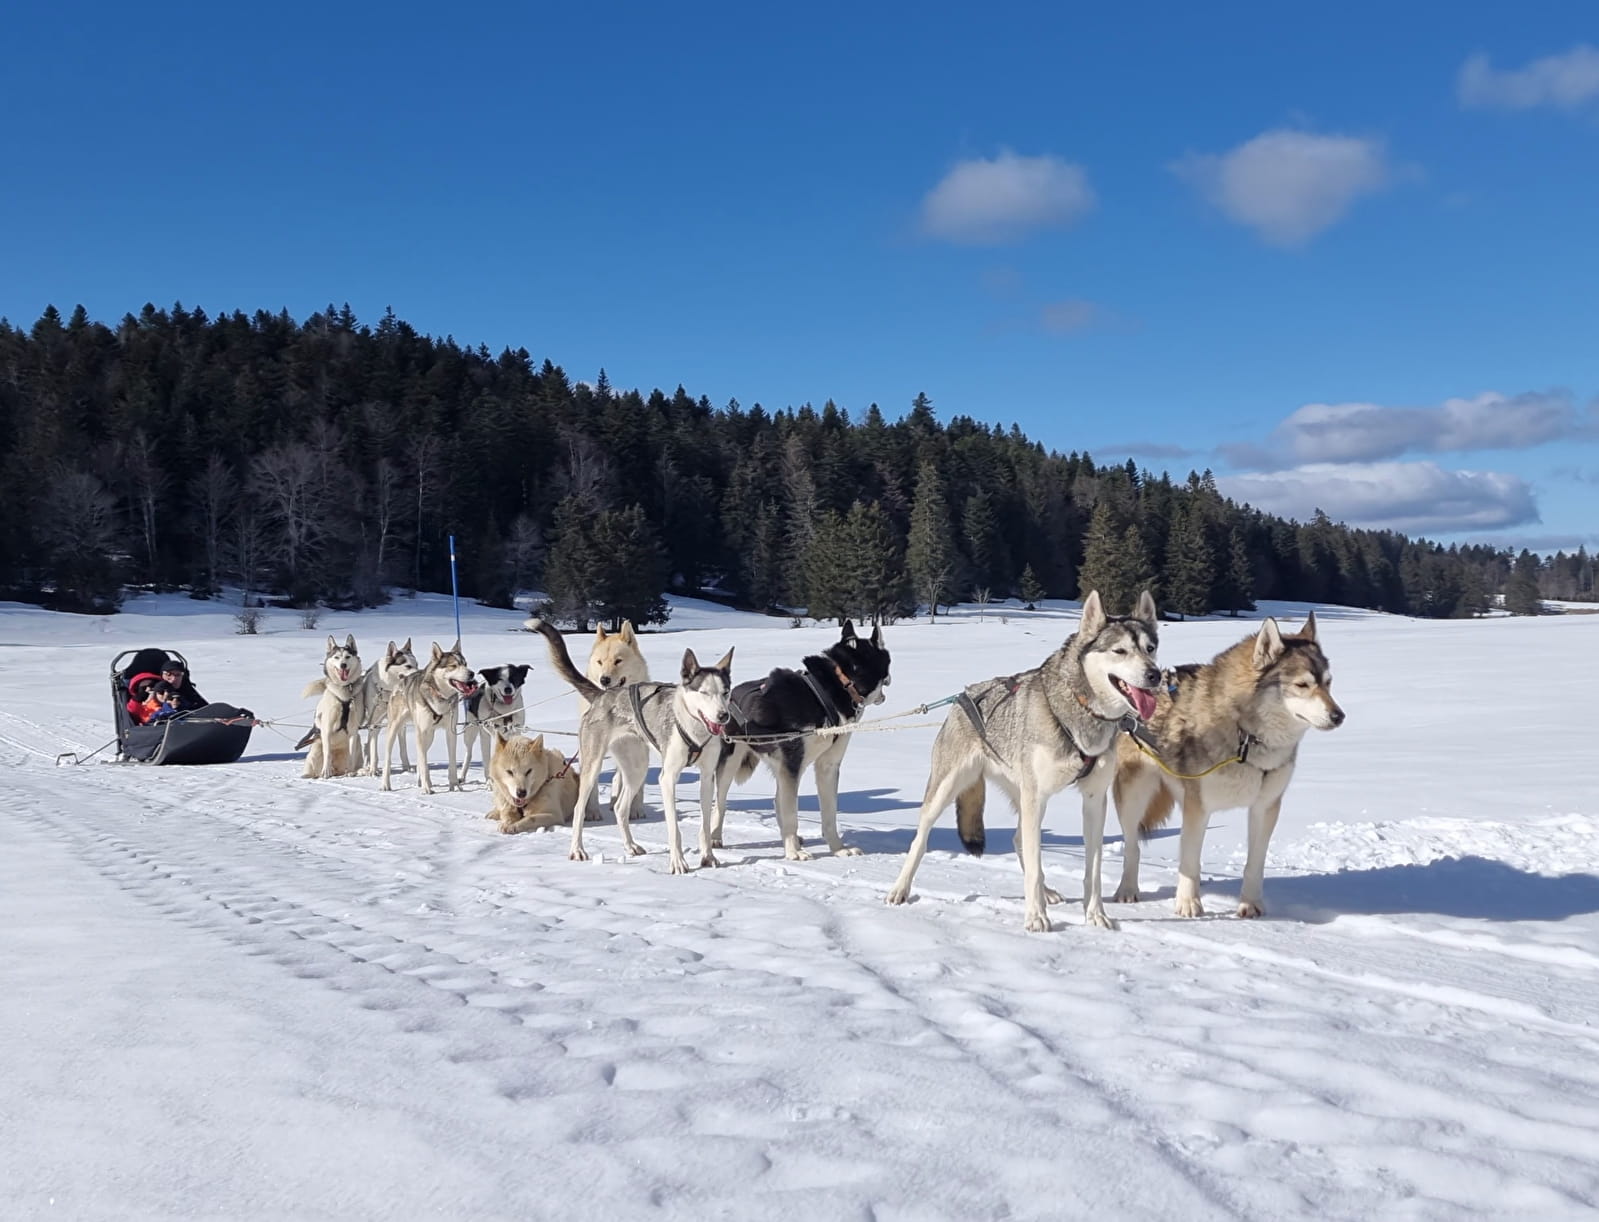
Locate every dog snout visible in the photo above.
<box><xmin>514</xmin><ymin>788</ymin><xmax>527</xmax><ymax>801</ymax></box>
<box><xmin>1144</xmin><ymin>667</ymin><xmax>1160</xmax><ymax>688</ymax></box>
<box><xmin>1328</xmin><ymin>705</ymin><xmax>1346</xmax><ymax>728</ymax></box>
<box><xmin>598</xmin><ymin>675</ymin><xmax>613</xmax><ymax>688</ymax></box>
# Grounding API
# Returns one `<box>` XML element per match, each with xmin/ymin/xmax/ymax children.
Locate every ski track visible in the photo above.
<box><xmin>6</xmin><ymin>603</ymin><xmax>1599</xmax><ymax>1219</ymax></box>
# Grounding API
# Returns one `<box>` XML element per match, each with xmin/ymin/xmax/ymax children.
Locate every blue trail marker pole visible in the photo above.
<box><xmin>449</xmin><ymin>534</ymin><xmax>461</xmax><ymax>643</ymax></box>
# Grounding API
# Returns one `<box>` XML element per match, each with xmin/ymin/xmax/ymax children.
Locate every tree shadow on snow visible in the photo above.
<box><xmin>1216</xmin><ymin>856</ymin><xmax>1599</xmax><ymax>924</ymax></box>
<box><xmin>720</xmin><ymin>787</ymin><xmax>909</xmax><ymax>818</ymax></box>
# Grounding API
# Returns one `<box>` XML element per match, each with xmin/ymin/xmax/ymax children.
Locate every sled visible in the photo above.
<box><xmin>111</xmin><ymin>648</ymin><xmax>254</xmax><ymax>765</ymax></box>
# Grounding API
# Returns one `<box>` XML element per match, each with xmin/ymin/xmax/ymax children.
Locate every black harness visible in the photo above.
<box><xmin>629</xmin><ymin>684</ymin><xmax>714</xmax><ymax>765</ymax></box>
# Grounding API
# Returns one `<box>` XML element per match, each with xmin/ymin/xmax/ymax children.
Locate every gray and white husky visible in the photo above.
<box><xmin>885</xmin><ymin>590</ymin><xmax>1162</xmax><ymax>933</ymax></box>
<box><xmin>381</xmin><ymin>640</ymin><xmax>479</xmax><ymax>794</ymax></box>
<box><xmin>359</xmin><ymin>638</ymin><xmax>419</xmax><ymax>776</ymax></box>
<box><xmin>300</xmin><ymin>634</ymin><xmax>366</xmax><ymax>779</ymax></box>
<box><xmin>526</xmin><ymin>618</ymin><xmax>733</xmax><ymax>874</ymax></box>
<box><xmin>711</xmin><ymin>620</ymin><xmax>892</xmax><ymax>865</ymax></box>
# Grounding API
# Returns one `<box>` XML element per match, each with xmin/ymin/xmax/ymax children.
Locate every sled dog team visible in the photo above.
<box><xmin>299</xmin><ymin>591</ymin><xmax>1344</xmax><ymax>931</ymax></box>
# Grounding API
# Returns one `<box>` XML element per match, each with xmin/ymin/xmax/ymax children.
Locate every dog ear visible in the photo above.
<box><xmin>1297</xmin><ymin>610</ymin><xmax>1318</xmax><ymax>642</ymax></box>
<box><xmin>478</xmin><ymin>667</ymin><xmax>501</xmax><ymax>684</ymax></box>
<box><xmin>510</xmin><ymin>663</ymin><xmax>530</xmax><ymax>685</ymax></box>
<box><xmin>450</xmin><ymin>638</ymin><xmax>462</xmax><ymax>655</ymax></box>
<box><xmin>431</xmin><ymin>642</ymin><xmax>443</xmax><ymax>662</ymax></box>
<box><xmin>1253</xmin><ymin>619</ymin><xmax>1286</xmax><ymax>669</ymax></box>
<box><xmin>1134</xmin><ymin>589</ymin><xmax>1158</xmax><ymax>625</ymax></box>
<box><xmin>870</xmin><ymin>624</ymin><xmax>884</xmax><ymax>649</ymax></box>
<box><xmin>401</xmin><ymin>637</ymin><xmax>412</xmax><ymax>652</ymax></box>
<box><xmin>386</xmin><ymin>640</ymin><xmax>398</xmax><ymax>655</ymax></box>
<box><xmin>839</xmin><ymin>619</ymin><xmax>856</xmax><ymax>641</ymax></box>
<box><xmin>528</xmin><ymin>733</ymin><xmax>544</xmax><ymax>753</ymax></box>
<box><xmin>1079</xmin><ymin>590</ymin><xmax>1106</xmax><ymax>637</ymax></box>
<box><xmin>345</xmin><ymin>634</ymin><xmax>357</xmax><ymax>652</ymax></box>
<box><xmin>620</xmin><ymin>620</ymin><xmax>638</xmax><ymax>644</ymax></box>
<box><xmin>714</xmin><ymin>646</ymin><xmax>734</xmax><ymax>673</ymax></box>
<box><xmin>326</xmin><ymin>634</ymin><xmax>337</xmax><ymax>653</ymax></box>
<box><xmin>680</xmin><ymin>648</ymin><xmax>699</xmax><ymax>680</ymax></box>
<box><xmin>594</xmin><ymin>624</ymin><xmax>609</xmax><ymax>641</ymax></box>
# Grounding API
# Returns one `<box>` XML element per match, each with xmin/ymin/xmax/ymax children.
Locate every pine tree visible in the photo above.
<box><xmin>543</xmin><ymin>496</ymin><xmax>602</xmax><ymax>628</ymax></box>
<box><xmin>1162</xmin><ymin>501</ymin><xmax>1215</xmax><ymax>619</ymax></box>
<box><xmin>802</xmin><ymin>501</ymin><xmax>908</xmax><ymax>623</ymax></box>
<box><xmin>1215</xmin><ymin>528</ymin><xmax>1256</xmax><ymax>616</ymax></box>
<box><xmin>589</xmin><ymin>503</ymin><xmax>671</xmax><ymax>628</ymax></box>
<box><xmin>906</xmin><ymin>460</ymin><xmax>956</xmax><ymax>619</ymax></box>
<box><xmin>1076</xmin><ymin>502</ymin><xmax>1124</xmax><ymax>607</ymax></box>
<box><xmin>962</xmin><ymin>488</ymin><xmax>1004</xmax><ymax>595</ymax></box>
<box><xmin>1019</xmin><ymin>563</ymin><xmax>1044</xmax><ymax>609</ymax></box>
<box><xmin>1503</xmin><ymin>550</ymin><xmax>1544</xmax><ymax>615</ymax></box>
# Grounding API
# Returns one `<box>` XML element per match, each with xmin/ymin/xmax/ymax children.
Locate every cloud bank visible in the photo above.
<box><xmin>1218</xmin><ymin>462</ymin><xmax>1539</xmax><ymax>534</ymax></box>
<box><xmin>1459</xmin><ymin>45</ymin><xmax>1599</xmax><ymax>111</ymax></box>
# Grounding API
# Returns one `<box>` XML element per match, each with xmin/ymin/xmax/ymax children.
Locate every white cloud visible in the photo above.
<box><xmin>1038</xmin><ymin>299</ymin><xmax>1104</xmax><ymax>334</ymax></box>
<box><xmin>1458</xmin><ymin>45</ymin><xmax>1599</xmax><ymax>110</ymax></box>
<box><xmin>1221</xmin><ymin>390</ymin><xmax>1596</xmax><ymax>469</ymax></box>
<box><xmin>1171</xmin><ymin>129</ymin><xmax>1391</xmax><ymax>246</ymax></box>
<box><xmin>1217</xmin><ymin>461</ymin><xmax>1539</xmax><ymax>534</ymax></box>
<box><xmin>920</xmin><ymin>151</ymin><xmax>1095</xmax><ymax>245</ymax></box>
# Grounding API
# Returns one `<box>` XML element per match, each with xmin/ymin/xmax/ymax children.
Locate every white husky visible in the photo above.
<box><xmin>300</xmin><ymin>634</ymin><xmax>366</xmax><ymax>779</ymax></box>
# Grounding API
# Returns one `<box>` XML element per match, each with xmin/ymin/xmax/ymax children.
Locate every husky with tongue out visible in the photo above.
<box><xmin>886</xmin><ymin>590</ymin><xmax>1162</xmax><ymax>933</ymax></box>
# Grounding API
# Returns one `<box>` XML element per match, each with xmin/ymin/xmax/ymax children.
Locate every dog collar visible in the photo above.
<box><xmin>832</xmin><ymin>664</ymin><xmax>865</xmax><ymax>709</ymax></box>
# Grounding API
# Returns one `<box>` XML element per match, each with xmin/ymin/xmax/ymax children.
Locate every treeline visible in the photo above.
<box><xmin>1</xmin><ymin>303</ymin><xmax>1590</xmax><ymax>622</ymax></box>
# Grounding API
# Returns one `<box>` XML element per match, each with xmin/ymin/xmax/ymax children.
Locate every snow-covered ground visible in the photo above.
<box><xmin>3</xmin><ymin>592</ymin><xmax>1597</xmax><ymax>1220</ymax></box>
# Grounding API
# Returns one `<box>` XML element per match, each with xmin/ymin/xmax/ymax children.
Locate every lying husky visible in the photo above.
<box><xmin>885</xmin><ymin>591</ymin><xmax>1162</xmax><ymax>933</ymax></box>
<box><xmin>462</xmin><ymin>663</ymin><xmax>530</xmax><ymax>781</ymax></box>
<box><xmin>486</xmin><ymin>733</ymin><xmax>579</xmax><ymax>834</ymax></box>
<box><xmin>526</xmin><ymin>618</ymin><xmax>732</xmax><ymax>873</ymax></box>
<box><xmin>381</xmin><ymin>640</ymin><xmax>479</xmax><ymax>794</ymax></box>
<box><xmin>299</xmin><ymin>634</ymin><xmax>366</xmax><ymax>778</ymax></box>
<box><xmin>711</xmin><ymin>620</ymin><xmax>892</xmax><ymax>864</ymax></box>
<box><xmin>1111</xmin><ymin>612</ymin><xmax>1344</xmax><ymax>919</ymax></box>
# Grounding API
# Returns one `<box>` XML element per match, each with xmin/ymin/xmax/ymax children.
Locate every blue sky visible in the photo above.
<box><xmin>3</xmin><ymin>2</ymin><xmax>1596</xmax><ymax>551</ymax></box>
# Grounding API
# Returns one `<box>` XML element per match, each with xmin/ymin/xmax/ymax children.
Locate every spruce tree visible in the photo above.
<box><xmin>1162</xmin><ymin>501</ymin><xmax>1215</xmax><ymax>619</ymax></box>
<box><xmin>1215</xmin><ymin>528</ymin><xmax>1256</xmax><ymax>615</ymax></box>
<box><xmin>906</xmin><ymin>460</ymin><xmax>956</xmax><ymax>619</ymax></box>
<box><xmin>590</xmin><ymin>503</ymin><xmax>671</xmax><ymax>628</ymax></box>
<box><xmin>543</xmin><ymin>495</ymin><xmax>601</xmax><ymax>628</ymax></box>
<box><xmin>1076</xmin><ymin>502</ymin><xmax>1124</xmax><ymax>608</ymax></box>
<box><xmin>1019</xmin><ymin>563</ymin><xmax>1044</xmax><ymax>609</ymax></box>
<box><xmin>1503</xmin><ymin>550</ymin><xmax>1544</xmax><ymax>615</ymax></box>
<box><xmin>962</xmin><ymin>488</ymin><xmax>1004</xmax><ymax>595</ymax></box>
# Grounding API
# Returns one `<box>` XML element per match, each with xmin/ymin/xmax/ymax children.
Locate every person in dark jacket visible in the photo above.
<box><xmin>159</xmin><ymin>659</ymin><xmax>207</xmax><ymax>712</ymax></box>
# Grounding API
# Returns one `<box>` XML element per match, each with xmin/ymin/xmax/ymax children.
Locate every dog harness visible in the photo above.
<box><xmin>628</xmin><ymin>684</ymin><xmax>715</xmax><ymax>765</ymax></box>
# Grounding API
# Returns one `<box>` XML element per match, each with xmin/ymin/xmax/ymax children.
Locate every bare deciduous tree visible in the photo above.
<box><xmin>252</xmin><ymin>442</ymin><xmax>329</xmax><ymax>594</ymax></box>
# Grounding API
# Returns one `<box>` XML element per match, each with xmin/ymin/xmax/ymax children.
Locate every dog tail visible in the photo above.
<box><xmin>1111</xmin><ymin>755</ymin><xmax>1176</xmax><ymax>837</ymax></box>
<box><xmin>301</xmin><ymin>678</ymin><xmax>327</xmax><ymax>700</ymax></box>
<box><xmin>1138</xmin><ymin>784</ymin><xmax>1175</xmax><ymax>835</ymax></box>
<box><xmin>955</xmin><ymin>780</ymin><xmax>986</xmax><ymax>855</ymax></box>
<box><xmin>295</xmin><ymin>727</ymin><xmax>320</xmax><ymax>750</ymax></box>
<box><xmin>525</xmin><ymin>618</ymin><xmax>602</xmax><ymax>703</ymax></box>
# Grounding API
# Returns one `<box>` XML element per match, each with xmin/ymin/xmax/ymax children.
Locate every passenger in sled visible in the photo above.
<box><xmin>112</xmin><ymin>648</ymin><xmax>255</xmax><ymax>765</ymax></box>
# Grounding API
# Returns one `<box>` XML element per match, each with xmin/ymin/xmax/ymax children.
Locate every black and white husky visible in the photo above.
<box><xmin>711</xmin><ymin>620</ymin><xmax>892</xmax><ymax>862</ymax></box>
<box><xmin>461</xmin><ymin>663</ymin><xmax>530</xmax><ymax>781</ymax></box>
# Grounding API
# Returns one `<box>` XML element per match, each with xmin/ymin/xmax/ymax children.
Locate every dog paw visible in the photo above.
<box><xmin>832</xmin><ymin>844</ymin><xmax>863</xmax><ymax>858</ymax></box>
<box><xmin>626</xmin><ymin>843</ymin><xmax>647</xmax><ymax>857</ymax></box>
<box><xmin>1043</xmin><ymin>886</ymin><xmax>1064</xmax><ymax>905</ymax></box>
<box><xmin>1236</xmin><ymin>899</ymin><xmax>1265</xmax><ymax>919</ymax></box>
<box><xmin>1112</xmin><ymin>884</ymin><xmax>1140</xmax><ymax>904</ymax></box>
<box><xmin>786</xmin><ymin>846</ymin><xmax>814</xmax><ymax>862</ymax></box>
<box><xmin>1174</xmin><ymin>896</ymin><xmax>1205</xmax><ymax>918</ymax></box>
<box><xmin>1083</xmin><ymin>905</ymin><xmax>1119</xmax><ymax>931</ymax></box>
<box><xmin>1023</xmin><ymin>909</ymin><xmax>1053</xmax><ymax>933</ymax></box>
<box><xmin>699</xmin><ymin>852</ymin><xmax>720</xmax><ymax>870</ymax></box>
<box><xmin>884</xmin><ymin>885</ymin><xmax>911</xmax><ymax>906</ymax></box>
<box><xmin>569</xmin><ymin>848</ymin><xmax>589</xmax><ymax>862</ymax></box>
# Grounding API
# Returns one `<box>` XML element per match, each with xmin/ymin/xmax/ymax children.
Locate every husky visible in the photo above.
<box><xmin>380</xmin><ymin>640</ymin><xmax>479</xmax><ymax>794</ymax></box>
<box><xmin>525</xmin><ymin>618</ymin><xmax>732</xmax><ymax>874</ymax></box>
<box><xmin>358</xmin><ymin>638</ymin><xmax>419</xmax><ymax>776</ymax></box>
<box><xmin>299</xmin><ymin>634</ymin><xmax>367</xmax><ymax>779</ymax></box>
<box><xmin>524</xmin><ymin>618</ymin><xmax>652</xmax><ymax>821</ymax></box>
<box><xmin>461</xmin><ymin>663</ymin><xmax>530</xmax><ymax>781</ymax></box>
<box><xmin>485</xmin><ymin>733</ymin><xmax>579</xmax><ymax>834</ymax></box>
<box><xmin>1111</xmin><ymin>612</ymin><xmax>1344</xmax><ymax>919</ymax></box>
<box><xmin>710</xmin><ymin>620</ymin><xmax>892</xmax><ymax>863</ymax></box>
<box><xmin>885</xmin><ymin>591</ymin><xmax>1162</xmax><ymax>933</ymax></box>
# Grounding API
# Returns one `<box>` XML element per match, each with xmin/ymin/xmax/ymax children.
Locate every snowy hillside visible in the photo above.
<box><xmin>3</xmin><ymin>593</ymin><xmax>1597</xmax><ymax>1220</ymax></box>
